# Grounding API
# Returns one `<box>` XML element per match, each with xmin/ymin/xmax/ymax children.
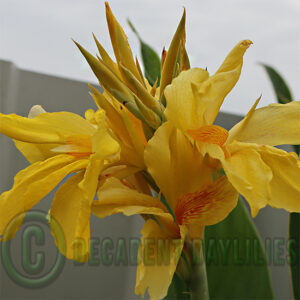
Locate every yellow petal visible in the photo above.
<box><xmin>82</xmin><ymin>107</ymin><xmax>121</xmax><ymax>161</ymax></box>
<box><xmin>89</xmin><ymin>85</ymin><xmax>133</xmax><ymax>146</ymax></box>
<box><xmin>175</xmin><ymin>177</ymin><xmax>238</xmax><ymax>226</ymax></box>
<box><xmin>145</xmin><ymin>122</ymin><xmax>213</xmax><ymax>212</ymax></box>
<box><xmin>50</xmin><ymin>172</ymin><xmax>90</xmax><ymax>262</ymax></box>
<box><xmin>84</xmin><ymin>108</ymin><xmax>98</xmax><ymax>125</ymax></box>
<box><xmin>187</xmin><ymin>125</ymin><xmax>229</xmax><ymax>146</ymax></box>
<box><xmin>164</xmin><ymin>68</ymin><xmax>209</xmax><ymax>130</ymax></box>
<box><xmin>92</xmin><ymin>177</ymin><xmax>168</xmax><ymax>219</ymax></box>
<box><xmin>0</xmin><ymin>155</ymin><xmax>88</xmax><ymax>241</ymax></box>
<box><xmin>14</xmin><ymin>140</ymin><xmax>59</xmax><ymax>163</ymax></box>
<box><xmin>135</xmin><ymin>219</ymin><xmax>186</xmax><ymax>300</ymax></box>
<box><xmin>0</xmin><ymin>112</ymin><xmax>95</xmax><ymax>144</ymax></box>
<box><xmin>105</xmin><ymin>2</ymin><xmax>143</xmax><ymax>83</ymax></box>
<box><xmin>160</xmin><ymin>9</ymin><xmax>186</xmax><ymax>97</ymax></box>
<box><xmin>204</xmin><ymin>40</ymin><xmax>252</xmax><ymax>124</ymax></box>
<box><xmin>91</xmin><ymin>85</ymin><xmax>147</xmax><ymax>150</ymax></box>
<box><xmin>78</xmin><ymin>155</ymin><xmax>104</xmax><ymax>202</ymax></box>
<box><xmin>221</xmin><ymin>142</ymin><xmax>272</xmax><ymax>217</ymax></box>
<box><xmin>76</xmin><ymin>156</ymin><xmax>104</xmax><ymax>259</ymax></box>
<box><xmin>125</xmin><ymin>107</ymin><xmax>148</xmax><ymax>146</ymax></box>
<box><xmin>14</xmin><ymin>106</ymin><xmax>57</xmax><ymax>162</ymax></box>
<box><xmin>119</xmin><ymin>144</ymin><xmax>146</xmax><ymax>169</ymax></box>
<box><xmin>120</xmin><ymin>109</ymin><xmax>145</xmax><ymax>166</ymax></box>
<box><xmin>50</xmin><ymin>154</ymin><xmax>104</xmax><ymax>262</ymax></box>
<box><xmin>216</xmin><ymin>40</ymin><xmax>252</xmax><ymax>74</ymax></box>
<box><xmin>92</xmin><ymin>121</ymin><xmax>120</xmax><ymax>160</ymax></box>
<box><xmin>228</xmin><ymin>101</ymin><xmax>300</xmax><ymax>146</ymax></box>
<box><xmin>254</xmin><ymin>145</ymin><xmax>300</xmax><ymax>213</ymax></box>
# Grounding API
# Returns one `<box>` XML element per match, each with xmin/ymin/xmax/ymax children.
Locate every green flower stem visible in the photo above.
<box><xmin>289</xmin><ymin>212</ymin><xmax>300</xmax><ymax>300</ymax></box>
<box><xmin>189</xmin><ymin>245</ymin><xmax>209</xmax><ymax>300</ymax></box>
<box><xmin>183</xmin><ymin>240</ymin><xmax>209</xmax><ymax>300</ymax></box>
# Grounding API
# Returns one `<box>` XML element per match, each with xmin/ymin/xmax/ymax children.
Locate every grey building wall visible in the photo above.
<box><xmin>0</xmin><ymin>60</ymin><xmax>292</xmax><ymax>299</ymax></box>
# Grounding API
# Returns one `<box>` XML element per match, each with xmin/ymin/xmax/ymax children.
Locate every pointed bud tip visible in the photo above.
<box><xmin>72</xmin><ymin>39</ymin><xmax>81</xmax><ymax>48</ymax></box>
<box><xmin>179</xmin><ymin>6</ymin><xmax>186</xmax><ymax>20</ymax></box>
<box><xmin>72</xmin><ymin>40</ymin><xmax>86</xmax><ymax>53</ymax></box>
<box><xmin>240</xmin><ymin>40</ymin><xmax>253</xmax><ymax>48</ymax></box>
<box><xmin>105</xmin><ymin>1</ymin><xmax>112</xmax><ymax>13</ymax></box>
<box><xmin>88</xmin><ymin>83</ymin><xmax>97</xmax><ymax>93</ymax></box>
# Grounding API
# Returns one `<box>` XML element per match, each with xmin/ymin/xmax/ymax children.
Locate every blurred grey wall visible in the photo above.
<box><xmin>0</xmin><ymin>60</ymin><xmax>293</xmax><ymax>299</ymax></box>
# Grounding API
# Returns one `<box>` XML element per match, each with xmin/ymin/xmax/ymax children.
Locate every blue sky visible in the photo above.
<box><xmin>1</xmin><ymin>0</ymin><xmax>299</xmax><ymax>115</ymax></box>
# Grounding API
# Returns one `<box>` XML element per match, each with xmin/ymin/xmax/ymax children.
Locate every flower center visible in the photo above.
<box><xmin>51</xmin><ymin>135</ymin><xmax>94</xmax><ymax>158</ymax></box>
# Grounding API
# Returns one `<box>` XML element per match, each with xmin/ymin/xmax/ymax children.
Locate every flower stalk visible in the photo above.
<box><xmin>182</xmin><ymin>240</ymin><xmax>209</xmax><ymax>300</ymax></box>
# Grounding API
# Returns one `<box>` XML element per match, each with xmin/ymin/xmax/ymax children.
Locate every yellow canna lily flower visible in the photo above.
<box><xmin>72</xmin><ymin>3</ymin><xmax>300</xmax><ymax>298</ymax></box>
<box><xmin>164</xmin><ymin>40</ymin><xmax>300</xmax><ymax>217</ymax></box>
<box><xmin>93</xmin><ymin>122</ymin><xmax>238</xmax><ymax>300</ymax></box>
<box><xmin>0</xmin><ymin>106</ymin><xmax>121</xmax><ymax>261</ymax></box>
<box><xmin>2</xmin><ymin>1</ymin><xmax>299</xmax><ymax>298</ymax></box>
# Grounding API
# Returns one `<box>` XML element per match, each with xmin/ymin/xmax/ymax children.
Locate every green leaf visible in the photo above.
<box><xmin>291</xmin><ymin>139</ymin><xmax>300</xmax><ymax>295</ymax></box>
<box><xmin>293</xmin><ymin>145</ymin><xmax>300</xmax><ymax>157</ymax></box>
<box><xmin>127</xmin><ymin>19</ymin><xmax>161</xmax><ymax>86</ymax></box>
<box><xmin>263</xmin><ymin>64</ymin><xmax>300</xmax><ymax>299</ymax></box>
<box><xmin>293</xmin><ymin>126</ymin><xmax>300</xmax><ymax>159</ymax></box>
<box><xmin>261</xmin><ymin>64</ymin><xmax>293</xmax><ymax>104</ymax></box>
<box><xmin>205</xmin><ymin>199</ymin><xmax>274</xmax><ymax>300</ymax></box>
<box><xmin>293</xmin><ymin>143</ymin><xmax>300</xmax><ymax>173</ymax></box>
<box><xmin>289</xmin><ymin>212</ymin><xmax>300</xmax><ymax>300</ymax></box>
<box><xmin>164</xmin><ymin>273</ymin><xmax>190</xmax><ymax>300</ymax></box>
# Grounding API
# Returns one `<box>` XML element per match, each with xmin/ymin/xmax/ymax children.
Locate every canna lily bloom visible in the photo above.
<box><xmin>164</xmin><ymin>39</ymin><xmax>300</xmax><ymax>217</ymax></box>
<box><xmin>92</xmin><ymin>123</ymin><xmax>238</xmax><ymax>300</ymax></box>
<box><xmin>0</xmin><ymin>106</ymin><xmax>120</xmax><ymax>261</ymax></box>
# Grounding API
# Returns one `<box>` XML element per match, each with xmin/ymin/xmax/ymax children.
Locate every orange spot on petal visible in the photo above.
<box><xmin>175</xmin><ymin>178</ymin><xmax>226</xmax><ymax>225</ymax></box>
<box><xmin>187</xmin><ymin>125</ymin><xmax>229</xmax><ymax>146</ymax></box>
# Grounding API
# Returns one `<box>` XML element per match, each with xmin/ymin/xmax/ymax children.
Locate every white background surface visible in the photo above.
<box><xmin>1</xmin><ymin>0</ymin><xmax>299</xmax><ymax>116</ymax></box>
